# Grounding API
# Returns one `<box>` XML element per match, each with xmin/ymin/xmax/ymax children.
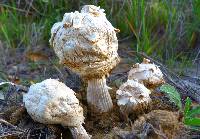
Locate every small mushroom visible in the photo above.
<box><xmin>23</xmin><ymin>79</ymin><xmax>90</xmax><ymax>139</ymax></box>
<box><xmin>116</xmin><ymin>80</ymin><xmax>151</xmax><ymax>118</ymax></box>
<box><xmin>128</xmin><ymin>58</ymin><xmax>165</xmax><ymax>88</ymax></box>
<box><xmin>50</xmin><ymin>5</ymin><xmax>120</xmax><ymax>113</ymax></box>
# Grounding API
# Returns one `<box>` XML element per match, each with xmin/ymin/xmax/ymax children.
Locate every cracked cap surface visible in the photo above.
<box><xmin>23</xmin><ymin>79</ymin><xmax>84</xmax><ymax>127</ymax></box>
<box><xmin>50</xmin><ymin>5</ymin><xmax>120</xmax><ymax>79</ymax></box>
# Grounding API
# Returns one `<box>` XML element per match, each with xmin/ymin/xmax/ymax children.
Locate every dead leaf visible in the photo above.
<box><xmin>112</xmin><ymin>63</ymin><xmax>131</xmax><ymax>74</ymax></box>
<box><xmin>8</xmin><ymin>75</ymin><xmax>20</xmax><ymax>84</ymax></box>
<box><xmin>30</xmin><ymin>80</ymin><xmax>35</xmax><ymax>85</ymax></box>
<box><xmin>26</xmin><ymin>52</ymin><xmax>48</xmax><ymax>62</ymax></box>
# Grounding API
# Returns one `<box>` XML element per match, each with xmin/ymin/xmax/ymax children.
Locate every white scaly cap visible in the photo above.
<box><xmin>50</xmin><ymin>5</ymin><xmax>120</xmax><ymax>80</ymax></box>
<box><xmin>23</xmin><ymin>79</ymin><xmax>84</xmax><ymax>127</ymax></box>
<box><xmin>116</xmin><ymin>79</ymin><xmax>151</xmax><ymax>115</ymax></box>
<box><xmin>128</xmin><ymin>58</ymin><xmax>165</xmax><ymax>88</ymax></box>
<box><xmin>23</xmin><ymin>79</ymin><xmax>91</xmax><ymax>139</ymax></box>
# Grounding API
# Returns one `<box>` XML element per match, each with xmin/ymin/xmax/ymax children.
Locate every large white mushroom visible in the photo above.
<box><xmin>23</xmin><ymin>79</ymin><xmax>90</xmax><ymax>139</ymax></box>
<box><xmin>116</xmin><ymin>80</ymin><xmax>151</xmax><ymax>117</ymax></box>
<box><xmin>128</xmin><ymin>58</ymin><xmax>165</xmax><ymax>88</ymax></box>
<box><xmin>50</xmin><ymin>5</ymin><xmax>120</xmax><ymax>113</ymax></box>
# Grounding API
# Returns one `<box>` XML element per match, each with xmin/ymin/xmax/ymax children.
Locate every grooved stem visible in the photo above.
<box><xmin>87</xmin><ymin>77</ymin><xmax>113</xmax><ymax>113</ymax></box>
<box><xmin>70</xmin><ymin>125</ymin><xmax>91</xmax><ymax>139</ymax></box>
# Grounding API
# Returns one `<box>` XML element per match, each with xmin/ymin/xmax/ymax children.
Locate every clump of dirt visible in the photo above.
<box><xmin>132</xmin><ymin>110</ymin><xmax>182</xmax><ymax>139</ymax></box>
<box><xmin>83</xmin><ymin>87</ymin><xmax>128</xmax><ymax>138</ymax></box>
<box><xmin>150</xmin><ymin>90</ymin><xmax>179</xmax><ymax>112</ymax></box>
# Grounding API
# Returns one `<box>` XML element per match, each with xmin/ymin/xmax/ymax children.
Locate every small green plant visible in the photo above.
<box><xmin>160</xmin><ymin>84</ymin><xmax>200</xmax><ymax>127</ymax></box>
<box><xmin>184</xmin><ymin>97</ymin><xmax>200</xmax><ymax>127</ymax></box>
<box><xmin>160</xmin><ymin>84</ymin><xmax>182</xmax><ymax>109</ymax></box>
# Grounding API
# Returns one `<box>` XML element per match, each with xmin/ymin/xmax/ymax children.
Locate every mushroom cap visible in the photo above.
<box><xmin>50</xmin><ymin>5</ymin><xmax>120</xmax><ymax>79</ymax></box>
<box><xmin>128</xmin><ymin>58</ymin><xmax>165</xmax><ymax>87</ymax></box>
<box><xmin>23</xmin><ymin>79</ymin><xmax>84</xmax><ymax>127</ymax></box>
<box><xmin>116</xmin><ymin>80</ymin><xmax>151</xmax><ymax>114</ymax></box>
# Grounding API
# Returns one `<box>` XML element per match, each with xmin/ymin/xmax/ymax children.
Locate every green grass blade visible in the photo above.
<box><xmin>184</xmin><ymin>117</ymin><xmax>200</xmax><ymax>126</ymax></box>
<box><xmin>187</xmin><ymin>106</ymin><xmax>200</xmax><ymax>117</ymax></box>
<box><xmin>160</xmin><ymin>84</ymin><xmax>182</xmax><ymax>109</ymax></box>
<box><xmin>0</xmin><ymin>25</ymin><xmax>11</xmax><ymax>48</ymax></box>
<box><xmin>187</xmin><ymin>126</ymin><xmax>200</xmax><ymax>131</ymax></box>
<box><xmin>184</xmin><ymin>97</ymin><xmax>192</xmax><ymax>117</ymax></box>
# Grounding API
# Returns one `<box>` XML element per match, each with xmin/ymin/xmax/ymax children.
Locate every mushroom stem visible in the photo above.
<box><xmin>87</xmin><ymin>77</ymin><xmax>113</xmax><ymax>112</ymax></box>
<box><xmin>70</xmin><ymin>125</ymin><xmax>91</xmax><ymax>139</ymax></box>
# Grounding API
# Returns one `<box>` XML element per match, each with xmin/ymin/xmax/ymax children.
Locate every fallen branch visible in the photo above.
<box><xmin>0</xmin><ymin>118</ymin><xmax>25</xmax><ymax>138</ymax></box>
<box><xmin>0</xmin><ymin>119</ymin><xmax>23</xmax><ymax>132</ymax></box>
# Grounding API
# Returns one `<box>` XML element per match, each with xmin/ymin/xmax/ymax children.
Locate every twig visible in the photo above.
<box><xmin>108</xmin><ymin>0</ymin><xmax>114</xmax><ymax>18</ymax></box>
<box><xmin>118</xmin><ymin>34</ymin><xmax>134</xmax><ymax>42</ymax></box>
<box><xmin>0</xmin><ymin>81</ymin><xmax>28</xmax><ymax>92</ymax></box>
<box><xmin>141</xmin><ymin>122</ymin><xmax>167</xmax><ymax>139</ymax></box>
<box><xmin>24</xmin><ymin>0</ymin><xmax>45</xmax><ymax>16</ymax></box>
<box><xmin>193</xmin><ymin>48</ymin><xmax>200</xmax><ymax>64</ymax></box>
<box><xmin>0</xmin><ymin>133</ymin><xmax>22</xmax><ymax>138</ymax></box>
<box><xmin>0</xmin><ymin>118</ymin><xmax>24</xmax><ymax>132</ymax></box>
<box><xmin>48</xmin><ymin>58</ymin><xmax>65</xmax><ymax>79</ymax></box>
<box><xmin>115</xmin><ymin>0</ymin><xmax>127</xmax><ymax>17</ymax></box>
<box><xmin>0</xmin><ymin>3</ymin><xmax>33</xmax><ymax>14</ymax></box>
<box><xmin>0</xmin><ymin>82</ymin><xmax>15</xmax><ymax>86</ymax></box>
<box><xmin>25</xmin><ymin>0</ymin><xmax>33</xmax><ymax>16</ymax></box>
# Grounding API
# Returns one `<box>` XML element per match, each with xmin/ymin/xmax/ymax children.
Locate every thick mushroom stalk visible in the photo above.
<box><xmin>50</xmin><ymin>5</ymin><xmax>120</xmax><ymax>113</ymax></box>
<box><xmin>87</xmin><ymin>77</ymin><xmax>113</xmax><ymax>112</ymax></box>
<box><xmin>70</xmin><ymin>125</ymin><xmax>90</xmax><ymax>139</ymax></box>
<box><xmin>116</xmin><ymin>80</ymin><xmax>151</xmax><ymax>117</ymax></box>
<box><xmin>128</xmin><ymin>58</ymin><xmax>165</xmax><ymax>89</ymax></box>
<box><xmin>23</xmin><ymin>79</ymin><xmax>90</xmax><ymax>139</ymax></box>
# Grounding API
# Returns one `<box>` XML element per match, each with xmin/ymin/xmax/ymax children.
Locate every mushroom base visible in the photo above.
<box><xmin>70</xmin><ymin>125</ymin><xmax>91</xmax><ymax>139</ymax></box>
<box><xmin>119</xmin><ymin>100</ymin><xmax>152</xmax><ymax>121</ymax></box>
<box><xmin>87</xmin><ymin>77</ymin><xmax>113</xmax><ymax>113</ymax></box>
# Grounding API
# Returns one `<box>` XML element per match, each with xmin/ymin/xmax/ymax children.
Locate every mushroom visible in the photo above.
<box><xmin>116</xmin><ymin>80</ymin><xmax>151</xmax><ymax>118</ymax></box>
<box><xmin>50</xmin><ymin>5</ymin><xmax>120</xmax><ymax>113</ymax></box>
<box><xmin>23</xmin><ymin>79</ymin><xmax>91</xmax><ymax>139</ymax></box>
<box><xmin>128</xmin><ymin>58</ymin><xmax>165</xmax><ymax>89</ymax></box>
